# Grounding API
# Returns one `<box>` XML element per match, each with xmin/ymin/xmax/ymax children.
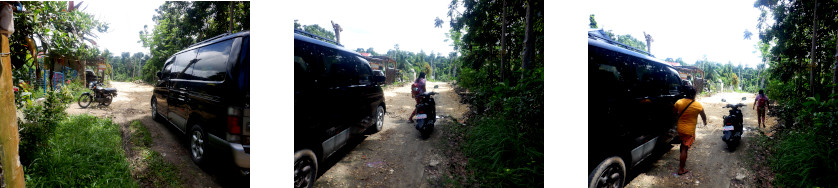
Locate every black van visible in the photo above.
<box><xmin>151</xmin><ymin>31</ymin><xmax>250</xmax><ymax>173</ymax></box>
<box><xmin>293</xmin><ymin>29</ymin><xmax>386</xmax><ymax>188</ymax></box>
<box><xmin>588</xmin><ymin>29</ymin><xmax>685</xmax><ymax>188</ymax></box>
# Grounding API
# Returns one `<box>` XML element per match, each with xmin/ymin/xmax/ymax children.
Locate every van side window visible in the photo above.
<box><xmin>664</xmin><ymin>68</ymin><xmax>682</xmax><ymax>95</ymax></box>
<box><xmin>354</xmin><ymin>56</ymin><xmax>372</xmax><ymax>85</ymax></box>
<box><xmin>172</xmin><ymin>50</ymin><xmax>198</xmax><ymax>79</ymax></box>
<box><xmin>325</xmin><ymin>52</ymin><xmax>359</xmax><ymax>87</ymax></box>
<box><xmin>195</xmin><ymin>39</ymin><xmax>234</xmax><ymax>81</ymax></box>
<box><xmin>162</xmin><ymin>57</ymin><xmax>175</xmax><ymax>79</ymax></box>
<box><xmin>635</xmin><ymin>62</ymin><xmax>669</xmax><ymax>97</ymax></box>
<box><xmin>589</xmin><ymin>45</ymin><xmax>633</xmax><ymax>96</ymax></box>
<box><xmin>295</xmin><ymin>40</ymin><xmax>321</xmax><ymax>88</ymax></box>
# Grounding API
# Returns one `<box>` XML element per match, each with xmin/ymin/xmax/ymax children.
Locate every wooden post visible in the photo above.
<box><xmin>0</xmin><ymin>34</ymin><xmax>25</xmax><ymax>187</ymax></box>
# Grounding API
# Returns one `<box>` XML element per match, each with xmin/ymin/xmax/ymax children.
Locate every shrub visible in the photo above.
<box><xmin>768</xmin><ymin>94</ymin><xmax>838</xmax><ymax>187</ymax></box>
<box><xmin>19</xmin><ymin>88</ymin><xmax>73</xmax><ymax>165</ymax></box>
<box><xmin>455</xmin><ymin>67</ymin><xmax>544</xmax><ymax>187</ymax></box>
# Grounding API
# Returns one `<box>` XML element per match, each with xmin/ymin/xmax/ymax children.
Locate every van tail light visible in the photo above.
<box><xmin>226</xmin><ymin>107</ymin><xmax>243</xmax><ymax>143</ymax></box>
<box><xmin>726</xmin><ymin>122</ymin><xmax>731</xmax><ymax>125</ymax></box>
<box><xmin>228</xmin><ymin>116</ymin><xmax>242</xmax><ymax>134</ymax></box>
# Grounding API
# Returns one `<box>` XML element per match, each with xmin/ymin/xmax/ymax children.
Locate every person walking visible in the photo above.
<box><xmin>407</xmin><ymin>72</ymin><xmax>426</xmax><ymax>123</ymax></box>
<box><xmin>753</xmin><ymin>89</ymin><xmax>770</xmax><ymax>128</ymax></box>
<box><xmin>673</xmin><ymin>86</ymin><xmax>707</xmax><ymax>175</ymax></box>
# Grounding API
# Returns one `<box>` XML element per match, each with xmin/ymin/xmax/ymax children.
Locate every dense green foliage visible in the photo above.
<box><xmin>10</xmin><ymin>1</ymin><xmax>109</xmax><ymax>90</ymax></box>
<box><xmin>443</xmin><ymin>0</ymin><xmax>544</xmax><ymax>186</ymax></box>
<box><xmin>294</xmin><ymin>20</ymin><xmax>336</xmax><ymax>42</ymax></box>
<box><xmin>754</xmin><ymin>0</ymin><xmax>838</xmax><ymax>187</ymax></box>
<box><xmin>139</xmin><ymin>1</ymin><xmax>249</xmax><ymax>83</ymax></box>
<box><xmin>25</xmin><ymin>115</ymin><xmax>137</xmax><ymax>187</ymax></box>
<box><xmin>693</xmin><ymin>59</ymin><xmax>764</xmax><ymax>93</ymax></box>
<box><xmin>104</xmin><ymin>50</ymin><xmax>150</xmax><ymax>82</ymax></box>
<box><xmin>383</xmin><ymin>47</ymin><xmax>458</xmax><ymax>81</ymax></box>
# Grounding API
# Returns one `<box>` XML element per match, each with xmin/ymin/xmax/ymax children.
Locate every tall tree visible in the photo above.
<box><xmin>808</xmin><ymin>0</ymin><xmax>818</xmax><ymax>96</ymax></box>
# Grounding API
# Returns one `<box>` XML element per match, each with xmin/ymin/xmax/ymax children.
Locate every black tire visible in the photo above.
<box><xmin>78</xmin><ymin>93</ymin><xmax>93</xmax><ymax>108</ymax></box>
<box><xmin>589</xmin><ymin>156</ymin><xmax>626</xmax><ymax>188</ymax></box>
<box><xmin>189</xmin><ymin>125</ymin><xmax>208</xmax><ymax>165</ymax></box>
<box><xmin>369</xmin><ymin>106</ymin><xmax>385</xmax><ymax>134</ymax></box>
<box><xmin>101</xmin><ymin>95</ymin><xmax>113</xmax><ymax>106</ymax></box>
<box><xmin>294</xmin><ymin>149</ymin><xmax>318</xmax><ymax>188</ymax></box>
<box><xmin>151</xmin><ymin>97</ymin><xmax>161</xmax><ymax>121</ymax></box>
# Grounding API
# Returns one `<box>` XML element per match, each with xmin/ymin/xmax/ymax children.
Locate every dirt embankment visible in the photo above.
<box><xmin>626</xmin><ymin>92</ymin><xmax>779</xmax><ymax>188</ymax></box>
<box><xmin>314</xmin><ymin>81</ymin><xmax>469</xmax><ymax>187</ymax></box>
<box><xmin>66</xmin><ymin>81</ymin><xmax>246</xmax><ymax>188</ymax></box>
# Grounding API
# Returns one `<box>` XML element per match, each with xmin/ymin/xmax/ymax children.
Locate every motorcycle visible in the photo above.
<box><xmin>78</xmin><ymin>81</ymin><xmax>118</xmax><ymax>108</ymax></box>
<box><xmin>415</xmin><ymin>85</ymin><xmax>439</xmax><ymax>139</ymax></box>
<box><xmin>720</xmin><ymin>97</ymin><xmax>746</xmax><ymax>151</ymax></box>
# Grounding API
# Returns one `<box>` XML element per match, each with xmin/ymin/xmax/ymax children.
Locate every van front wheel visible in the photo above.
<box><xmin>588</xmin><ymin>156</ymin><xmax>626</xmax><ymax>188</ymax></box>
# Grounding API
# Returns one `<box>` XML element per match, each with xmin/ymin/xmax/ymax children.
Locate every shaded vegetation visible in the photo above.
<box><xmin>443</xmin><ymin>0</ymin><xmax>544</xmax><ymax>186</ymax></box>
<box><xmin>754</xmin><ymin>0</ymin><xmax>838</xmax><ymax>187</ymax></box>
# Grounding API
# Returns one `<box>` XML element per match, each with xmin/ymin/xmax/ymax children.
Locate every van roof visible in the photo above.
<box><xmin>174</xmin><ymin>31</ymin><xmax>250</xmax><ymax>56</ymax></box>
<box><xmin>294</xmin><ymin>32</ymin><xmax>362</xmax><ymax>56</ymax></box>
<box><xmin>588</xmin><ymin>29</ymin><xmax>672</xmax><ymax>68</ymax></box>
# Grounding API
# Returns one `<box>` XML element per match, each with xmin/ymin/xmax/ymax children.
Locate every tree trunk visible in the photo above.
<box><xmin>48</xmin><ymin>57</ymin><xmax>55</xmax><ymax>90</ymax></box>
<box><xmin>0</xmin><ymin>34</ymin><xmax>25</xmax><ymax>187</ymax></box>
<box><xmin>809</xmin><ymin>0</ymin><xmax>818</xmax><ymax>97</ymax></box>
<box><xmin>500</xmin><ymin>0</ymin><xmax>506</xmax><ymax>82</ymax></box>
<box><xmin>833</xmin><ymin>36</ymin><xmax>838</xmax><ymax>96</ymax></box>
<box><xmin>520</xmin><ymin>0</ymin><xmax>535</xmax><ymax>80</ymax></box>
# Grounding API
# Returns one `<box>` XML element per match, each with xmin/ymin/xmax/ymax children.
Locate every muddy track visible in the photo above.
<box><xmin>314</xmin><ymin>81</ymin><xmax>469</xmax><ymax>187</ymax></box>
<box><xmin>66</xmin><ymin>81</ymin><xmax>248</xmax><ymax>188</ymax></box>
<box><xmin>625</xmin><ymin>92</ymin><xmax>779</xmax><ymax>188</ymax></box>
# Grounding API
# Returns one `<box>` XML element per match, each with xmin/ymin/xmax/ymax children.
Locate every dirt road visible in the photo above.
<box><xmin>66</xmin><ymin>81</ymin><xmax>247</xmax><ymax>187</ymax></box>
<box><xmin>314</xmin><ymin>81</ymin><xmax>469</xmax><ymax>187</ymax></box>
<box><xmin>626</xmin><ymin>92</ymin><xmax>778</xmax><ymax>188</ymax></box>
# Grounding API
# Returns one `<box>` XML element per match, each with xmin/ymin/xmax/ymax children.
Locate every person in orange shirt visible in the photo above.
<box><xmin>673</xmin><ymin>86</ymin><xmax>707</xmax><ymax>175</ymax></box>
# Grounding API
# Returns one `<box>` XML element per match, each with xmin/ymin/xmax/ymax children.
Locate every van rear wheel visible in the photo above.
<box><xmin>189</xmin><ymin>125</ymin><xmax>208</xmax><ymax>165</ymax></box>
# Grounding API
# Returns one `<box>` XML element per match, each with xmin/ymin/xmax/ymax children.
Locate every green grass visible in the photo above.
<box><xmin>461</xmin><ymin>117</ymin><xmax>543</xmax><ymax>187</ymax></box>
<box><xmin>771</xmin><ymin>126</ymin><xmax>838</xmax><ymax>187</ymax></box>
<box><xmin>25</xmin><ymin>114</ymin><xmax>138</xmax><ymax>187</ymax></box>
<box><xmin>130</xmin><ymin>121</ymin><xmax>152</xmax><ymax>147</ymax></box>
<box><xmin>129</xmin><ymin>120</ymin><xmax>181</xmax><ymax>188</ymax></box>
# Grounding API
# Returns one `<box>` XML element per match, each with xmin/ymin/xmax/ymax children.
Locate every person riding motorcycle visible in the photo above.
<box><xmin>408</xmin><ymin>72</ymin><xmax>427</xmax><ymax>123</ymax></box>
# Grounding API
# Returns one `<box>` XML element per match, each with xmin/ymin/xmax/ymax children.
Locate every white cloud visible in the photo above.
<box><xmin>292</xmin><ymin>0</ymin><xmax>460</xmax><ymax>56</ymax></box>
<box><xmin>83</xmin><ymin>0</ymin><xmax>166</xmax><ymax>56</ymax></box>
<box><xmin>590</xmin><ymin>0</ymin><xmax>764</xmax><ymax>67</ymax></box>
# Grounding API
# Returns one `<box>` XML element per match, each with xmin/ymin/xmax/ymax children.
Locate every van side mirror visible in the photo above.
<box><xmin>372</xmin><ymin>70</ymin><xmax>386</xmax><ymax>83</ymax></box>
<box><xmin>742</xmin><ymin>97</ymin><xmax>747</xmax><ymax>101</ymax></box>
<box><xmin>373</xmin><ymin>75</ymin><xmax>386</xmax><ymax>83</ymax></box>
<box><xmin>722</xmin><ymin>99</ymin><xmax>726</xmax><ymax>102</ymax></box>
<box><xmin>156</xmin><ymin>71</ymin><xmax>162</xmax><ymax>79</ymax></box>
<box><xmin>434</xmin><ymin>85</ymin><xmax>439</xmax><ymax>89</ymax></box>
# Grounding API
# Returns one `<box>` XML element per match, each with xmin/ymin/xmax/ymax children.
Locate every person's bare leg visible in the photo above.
<box><xmin>408</xmin><ymin>109</ymin><xmax>416</xmax><ymax>122</ymax></box>
<box><xmin>759</xmin><ymin>109</ymin><xmax>765</xmax><ymax>128</ymax></box>
<box><xmin>679</xmin><ymin>144</ymin><xmax>689</xmax><ymax>174</ymax></box>
<box><xmin>757</xmin><ymin>113</ymin><xmax>762</xmax><ymax>128</ymax></box>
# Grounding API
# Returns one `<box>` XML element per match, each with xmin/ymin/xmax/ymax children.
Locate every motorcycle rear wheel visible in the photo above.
<box><xmin>101</xmin><ymin>95</ymin><xmax>113</xmax><ymax>106</ymax></box>
<box><xmin>78</xmin><ymin>93</ymin><xmax>93</xmax><ymax>108</ymax></box>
